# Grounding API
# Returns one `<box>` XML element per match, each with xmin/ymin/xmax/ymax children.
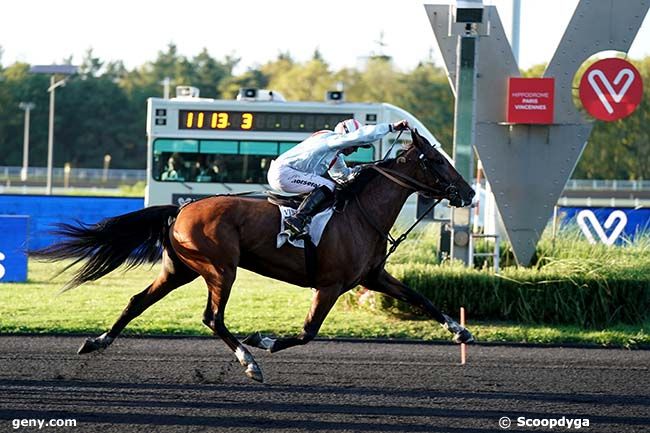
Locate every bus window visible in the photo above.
<box><xmin>279</xmin><ymin>142</ymin><xmax>297</xmax><ymax>153</ymax></box>
<box><xmin>152</xmin><ymin>139</ymin><xmax>299</xmax><ymax>184</ymax></box>
<box><xmin>200</xmin><ymin>140</ymin><xmax>238</xmax><ymax>154</ymax></box>
<box><xmin>344</xmin><ymin>146</ymin><xmax>375</xmax><ymax>163</ymax></box>
<box><xmin>153</xmin><ymin>139</ymin><xmax>200</xmax><ymax>181</ymax></box>
<box><xmin>154</xmin><ymin>139</ymin><xmax>199</xmax><ymax>153</ymax></box>
<box><xmin>240</xmin><ymin>141</ymin><xmax>278</xmax><ymax>156</ymax></box>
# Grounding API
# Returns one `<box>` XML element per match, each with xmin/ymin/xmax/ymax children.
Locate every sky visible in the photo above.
<box><xmin>1</xmin><ymin>0</ymin><xmax>649</xmax><ymax>75</ymax></box>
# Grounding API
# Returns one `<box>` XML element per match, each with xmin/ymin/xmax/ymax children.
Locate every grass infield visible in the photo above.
<box><xmin>1</xmin><ymin>260</ymin><xmax>647</xmax><ymax>348</ymax></box>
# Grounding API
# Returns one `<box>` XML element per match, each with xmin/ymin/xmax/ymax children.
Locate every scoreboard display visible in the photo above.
<box><xmin>178</xmin><ymin>110</ymin><xmax>353</xmax><ymax>132</ymax></box>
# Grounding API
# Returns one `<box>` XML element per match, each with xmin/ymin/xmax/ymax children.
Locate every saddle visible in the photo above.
<box><xmin>265</xmin><ymin>191</ymin><xmax>310</xmax><ymax>209</ymax></box>
<box><xmin>265</xmin><ymin>183</ymin><xmax>354</xmax><ymax>212</ymax></box>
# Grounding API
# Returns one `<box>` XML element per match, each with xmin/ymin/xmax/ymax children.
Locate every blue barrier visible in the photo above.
<box><xmin>0</xmin><ymin>195</ymin><xmax>143</xmax><ymax>250</ymax></box>
<box><xmin>0</xmin><ymin>215</ymin><xmax>30</xmax><ymax>282</ymax></box>
<box><xmin>558</xmin><ymin>206</ymin><xmax>650</xmax><ymax>245</ymax></box>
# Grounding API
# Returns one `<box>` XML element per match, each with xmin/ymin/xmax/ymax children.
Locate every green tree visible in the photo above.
<box><xmin>352</xmin><ymin>56</ymin><xmax>405</xmax><ymax>103</ymax></box>
<box><xmin>189</xmin><ymin>49</ymin><xmax>237</xmax><ymax>99</ymax></box>
<box><xmin>79</xmin><ymin>48</ymin><xmax>104</xmax><ymax>78</ymax></box>
<box><xmin>55</xmin><ymin>74</ymin><xmax>141</xmax><ymax>168</ymax></box>
<box><xmin>0</xmin><ymin>63</ymin><xmax>50</xmax><ymax>167</ymax></box>
<box><xmin>1</xmin><ymin>43</ymin><xmax>646</xmax><ymax>178</ymax></box>
<box><xmin>396</xmin><ymin>61</ymin><xmax>455</xmax><ymax>152</ymax></box>
<box><xmin>267</xmin><ymin>56</ymin><xmax>335</xmax><ymax>101</ymax></box>
<box><xmin>218</xmin><ymin>68</ymin><xmax>269</xmax><ymax>100</ymax></box>
<box><xmin>260</xmin><ymin>52</ymin><xmax>294</xmax><ymax>82</ymax></box>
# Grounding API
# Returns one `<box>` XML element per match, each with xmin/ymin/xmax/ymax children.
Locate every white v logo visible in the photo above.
<box><xmin>587</xmin><ymin>68</ymin><xmax>635</xmax><ymax>114</ymax></box>
<box><xmin>576</xmin><ymin>210</ymin><xmax>627</xmax><ymax>246</ymax></box>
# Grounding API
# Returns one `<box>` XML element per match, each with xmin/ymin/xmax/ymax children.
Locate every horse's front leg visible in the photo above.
<box><xmin>363</xmin><ymin>269</ymin><xmax>474</xmax><ymax>343</ymax></box>
<box><xmin>244</xmin><ymin>286</ymin><xmax>339</xmax><ymax>353</ymax></box>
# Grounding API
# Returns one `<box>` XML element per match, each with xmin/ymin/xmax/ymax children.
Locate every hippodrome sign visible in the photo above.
<box><xmin>506</xmin><ymin>77</ymin><xmax>555</xmax><ymax>124</ymax></box>
<box><xmin>579</xmin><ymin>58</ymin><xmax>643</xmax><ymax>121</ymax></box>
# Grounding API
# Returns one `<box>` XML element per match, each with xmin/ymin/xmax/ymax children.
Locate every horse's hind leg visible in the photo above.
<box><xmin>78</xmin><ymin>249</ymin><xmax>198</xmax><ymax>354</ymax></box>
<box><xmin>363</xmin><ymin>269</ymin><xmax>473</xmax><ymax>343</ymax></box>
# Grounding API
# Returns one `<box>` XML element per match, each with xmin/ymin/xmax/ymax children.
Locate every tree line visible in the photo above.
<box><xmin>0</xmin><ymin>44</ymin><xmax>647</xmax><ymax>179</ymax></box>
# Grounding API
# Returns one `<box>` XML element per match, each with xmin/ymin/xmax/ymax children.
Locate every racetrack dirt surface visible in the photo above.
<box><xmin>0</xmin><ymin>335</ymin><xmax>648</xmax><ymax>433</ymax></box>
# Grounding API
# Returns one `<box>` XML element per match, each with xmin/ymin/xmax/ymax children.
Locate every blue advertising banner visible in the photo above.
<box><xmin>0</xmin><ymin>195</ymin><xmax>143</xmax><ymax>250</ymax></box>
<box><xmin>0</xmin><ymin>215</ymin><xmax>29</xmax><ymax>282</ymax></box>
<box><xmin>558</xmin><ymin>207</ymin><xmax>650</xmax><ymax>245</ymax></box>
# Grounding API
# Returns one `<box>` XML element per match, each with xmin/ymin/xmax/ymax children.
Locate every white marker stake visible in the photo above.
<box><xmin>460</xmin><ymin>307</ymin><xmax>467</xmax><ymax>365</ymax></box>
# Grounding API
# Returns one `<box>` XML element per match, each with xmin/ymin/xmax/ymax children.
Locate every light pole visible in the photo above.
<box><xmin>18</xmin><ymin>102</ymin><xmax>35</xmax><ymax>182</ymax></box>
<box><xmin>102</xmin><ymin>154</ymin><xmax>112</xmax><ymax>183</ymax></box>
<box><xmin>450</xmin><ymin>0</ymin><xmax>484</xmax><ymax>264</ymax></box>
<box><xmin>30</xmin><ymin>64</ymin><xmax>78</xmax><ymax>195</ymax></box>
<box><xmin>511</xmin><ymin>0</ymin><xmax>521</xmax><ymax>64</ymax></box>
<box><xmin>63</xmin><ymin>162</ymin><xmax>71</xmax><ymax>189</ymax></box>
<box><xmin>161</xmin><ymin>77</ymin><xmax>171</xmax><ymax>99</ymax></box>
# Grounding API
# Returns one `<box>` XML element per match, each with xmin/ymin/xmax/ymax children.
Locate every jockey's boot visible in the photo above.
<box><xmin>284</xmin><ymin>186</ymin><xmax>332</xmax><ymax>239</ymax></box>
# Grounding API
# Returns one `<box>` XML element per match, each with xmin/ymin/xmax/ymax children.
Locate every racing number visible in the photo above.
<box><xmin>241</xmin><ymin>113</ymin><xmax>253</xmax><ymax>130</ymax></box>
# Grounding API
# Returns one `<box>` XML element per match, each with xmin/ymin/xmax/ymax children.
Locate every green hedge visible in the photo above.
<box><xmin>383</xmin><ymin>263</ymin><xmax>649</xmax><ymax>327</ymax></box>
<box><xmin>380</xmin><ymin>228</ymin><xmax>650</xmax><ymax>327</ymax></box>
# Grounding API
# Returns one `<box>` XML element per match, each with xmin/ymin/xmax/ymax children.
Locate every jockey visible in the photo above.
<box><xmin>267</xmin><ymin>118</ymin><xmax>409</xmax><ymax>238</ymax></box>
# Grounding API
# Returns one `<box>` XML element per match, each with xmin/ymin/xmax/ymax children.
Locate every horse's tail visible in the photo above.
<box><xmin>32</xmin><ymin>205</ymin><xmax>180</xmax><ymax>291</ymax></box>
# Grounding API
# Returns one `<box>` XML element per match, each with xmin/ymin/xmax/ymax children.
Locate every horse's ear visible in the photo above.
<box><xmin>411</xmin><ymin>128</ymin><xmax>423</xmax><ymax>150</ymax></box>
<box><xmin>411</xmin><ymin>128</ymin><xmax>437</xmax><ymax>158</ymax></box>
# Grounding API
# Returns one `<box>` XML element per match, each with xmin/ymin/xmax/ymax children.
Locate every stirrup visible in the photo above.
<box><xmin>291</xmin><ymin>230</ymin><xmax>310</xmax><ymax>241</ymax></box>
<box><xmin>285</xmin><ymin>214</ymin><xmax>309</xmax><ymax>235</ymax></box>
<box><xmin>284</xmin><ymin>224</ymin><xmax>309</xmax><ymax>241</ymax></box>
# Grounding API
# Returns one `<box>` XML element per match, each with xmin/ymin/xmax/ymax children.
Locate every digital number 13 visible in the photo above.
<box><xmin>211</xmin><ymin>112</ymin><xmax>229</xmax><ymax>129</ymax></box>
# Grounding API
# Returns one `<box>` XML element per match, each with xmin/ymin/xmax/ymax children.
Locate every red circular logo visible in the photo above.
<box><xmin>578</xmin><ymin>58</ymin><xmax>643</xmax><ymax>121</ymax></box>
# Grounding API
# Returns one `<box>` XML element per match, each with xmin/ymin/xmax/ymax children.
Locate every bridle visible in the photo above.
<box><xmin>369</xmin><ymin>164</ymin><xmax>459</xmax><ymax>202</ymax></box>
<box><xmin>378</xmin><ymin>132</ymin><xmax>462</xmax><ymax>201</ymax></box>
<box><xmin>353</xmin><ymin>136</ymin><xmax>463</xmax><ymax>266</ymax></box>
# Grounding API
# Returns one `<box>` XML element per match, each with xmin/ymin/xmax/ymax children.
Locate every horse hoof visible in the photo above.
<box><xmin>245</xmin><ymin>363</ymin><xmax>264</xmax><ymax>383</ymax></box>
<box><xmin>242</xmin><ymin>332</ymin><xmax>262</xmax><ymax>347</ymax></box>
<box><xmin>454</xmin><ymin>329</ymin><xmax>475</xmax><ymax>344</ymax></box>
<box><xmin>77</xmin><ymin>338</ymin><xmax>102</xmax><ymax>355</ymax></box>
<box><xmin>243</xmin><ymin>332</ymin><xmax>275</xmax><ymax>351</ymax></box>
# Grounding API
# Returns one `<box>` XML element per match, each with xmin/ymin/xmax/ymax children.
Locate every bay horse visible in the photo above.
<box><xmin>35</xmin><ymin>129</ymin><xmax>475</xmax><ymax>382</ymax></box>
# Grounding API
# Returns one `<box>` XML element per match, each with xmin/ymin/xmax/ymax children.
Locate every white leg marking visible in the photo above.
<box><xmin>235</xmin><ymin>346</ymin><xmax>254</xmax><ymax>367</ymax></box>
<box><xmin>97</xmin><ymin>332</ymin><xmax>114</xmax><ymax>346</ymax></box>
<box><xmin>235</xmin><ymin>345</ymin><xmax>263</xmax><ymax>382</ymax></box>
<box><xmin>442</xmin><ymin>314</ymin><xmax>463</xmax><ymax>334</ymax></box>
<box><xmin>259</xmin><ymin>337</ymin><xmax>276</xmax><ymax>351</ymax></box>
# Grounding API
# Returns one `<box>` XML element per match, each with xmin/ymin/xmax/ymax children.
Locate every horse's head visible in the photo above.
<box><xmin>402</xmin><ymin>129</ymin><xmax>475</xmax><ymax>207</ymax></box>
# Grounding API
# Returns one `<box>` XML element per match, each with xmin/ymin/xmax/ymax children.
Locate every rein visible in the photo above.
<box><xmin>354</xmin><ymin>164</ymin><xmax>442</xmax><ymax>267</ymax></box>
<box><xmin>381</xmin><ymin>129</ymin><xmax>404</xmax><ymax>160</ymax></box>
<box><xmin>369</xmin><ymin>165</ymin><xmax>440</xmax><ymax>196</ymax></box>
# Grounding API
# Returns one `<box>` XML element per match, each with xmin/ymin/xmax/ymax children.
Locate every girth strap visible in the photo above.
<box><xmin>304</xmin><ymin>236</ymin><xmax>318</xmax><ymax>288</ymax></box>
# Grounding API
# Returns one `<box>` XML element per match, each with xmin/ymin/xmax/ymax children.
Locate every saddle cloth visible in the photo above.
<box><xmin>276</xmin><ymin>206</ymin><xmax>334</xmax><ymax>249</ymax></box>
